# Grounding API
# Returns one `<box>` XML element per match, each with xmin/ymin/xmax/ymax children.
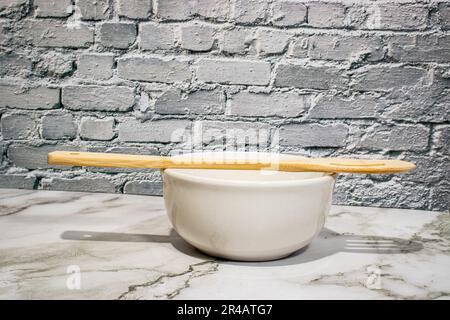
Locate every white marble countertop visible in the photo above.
<box><xmin>0</xmin><ymin>188</ymin><xmax>449</xmax><ymax>300</ymax></box>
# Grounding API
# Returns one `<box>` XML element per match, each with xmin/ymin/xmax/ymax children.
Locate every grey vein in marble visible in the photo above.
<box><xmin>0</xmin><ymin>189</ymin><xmax>449</xmax><ymax>300</ymax></box>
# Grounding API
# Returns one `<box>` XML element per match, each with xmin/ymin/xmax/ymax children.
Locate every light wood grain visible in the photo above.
<box><xmin>47</xmin><ymin>151</ymin><xmax>416</xmax><ymax>174</ymax></box>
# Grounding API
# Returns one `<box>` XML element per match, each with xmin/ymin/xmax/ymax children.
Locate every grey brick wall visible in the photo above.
<box><xmin>0</xmin><ymin>0</ymin><xmax>448</xmax><ymax>211</ymax></box>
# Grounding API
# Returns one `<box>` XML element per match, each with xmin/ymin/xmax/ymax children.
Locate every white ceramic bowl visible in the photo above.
<box><xmin>162</xmin><ymin>152</ymin><xmax>336</xmax><ymax>261</ymax></box>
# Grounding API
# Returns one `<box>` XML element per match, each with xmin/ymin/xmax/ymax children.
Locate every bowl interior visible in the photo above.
<box><xmin>165</xmin><ymin>152</ymin><xmax>328</xmax><ymax>183</ymax></box>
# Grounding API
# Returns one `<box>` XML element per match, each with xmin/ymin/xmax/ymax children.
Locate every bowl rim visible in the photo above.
<box><xmin>163</xmin><ymin>152</ymin><xmax>336</xmax><ymax>188</ymax></box>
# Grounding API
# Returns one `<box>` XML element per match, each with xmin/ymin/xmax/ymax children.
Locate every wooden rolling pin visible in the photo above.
<box><xmin>47</xmin><ymin>151</ymin><xmax>415</xmax><ymax>174</ymax></box>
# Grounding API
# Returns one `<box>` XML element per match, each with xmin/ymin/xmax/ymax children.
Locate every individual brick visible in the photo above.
<box><xmin>199</xmin><ymin>120</ymin><xmax>271</xmax><ymax>146</ymax></box>
<box><xmin>118</xmin><ymin>0</ymin><xmax>152</xmax><ymax>19</ymax></box>
<box><xmin>280</xmin><ymin>123</ymin><xmax>349</xmax><ymax>147</ymax></box>
<box><xmin>309</xmin><ymin>94</ymin><xmax>383</xmax><ymax>119</ymax></box>
<box><xmin>308</xmin><ymin>2</ymin><xmax>346</xmax><ymax>28</ymax></box>
<box><xmin>274</xmin><ymin>63</ymin><xmax>348</xmax><ymax>90</ymax></box>
<box><xmin>0</xmin><ymin>52</ymin><xmax>32</xmax><ymax>76</ymax></box>
<box><xmin>229</xmin><ymin>91</ymin><xmax>309</xmax><ymax>117</ymax></box>
<box><xmin>7</xmin><ymin>144</ymin><xmax>76</xmax><ymax>169</ymax></box>
<box><xmin>0</xmin><ymin>20</ymin><xmax>6</xmax><ymax>45</ymax></box>
<box><xmin>387</xmin><ymin>34</ymin><xmax>450</xmax><ymax>63</ymax></box>
<box><xmin>366</xmin><ymin>4</ymin><xmax>428</xmax><ymax>30</ymax></box>
<box><xmin>34</xmin><ymin>0</ymin><xmax>72</xmax><ymax>18</ymax></box>
<box><xmin>42</xmin><ymin>178</ymin><xmax>116</xmax><ymax>193</ymax></box>
<box><xmin>62</xmin><ymin>86</ymin><xmax>134</xmax><ymax>112</ymax></box>
<box><xmin>118</xmin><ymin>119</ymin><xmax>191</xmax><ymax>143</ymax></box>
<box><xmin>34</xmin><ymin>51</ymin><xmax>73</xmax><ymax>78</ymax></box>
<box><xmin>99</xmin><ymin>23</ymin><xmax>136</xmax><ymax>49</ymax></box>
<box><xmin>155</xmin><ymin>89</ymin><xmax>224</xmax><ymax>115</ymax></box>
<box><xmin>0</xmin><ymin>85</ymin><xmax>60</xmax><ymax>110</ymax></box>
<box><xmin>219</xmin><ymin>28</ymin><xmax>253</xmax><ymax>54</ymax></box>
<box><xmin>80</xmin><ymin>117</ymin><xmax>115</xmax><ymax>141</ymax></box>
<box><xmin>78</xmin><ymin>0</ymin><xmax>110</xmax><ymax>20</ymax></box>
<box><xmin>352</xmin><ymin>66</ymin><xmax>428</xmax><ymax>92</ymax></box>
<box><xmin>140</xmin><ymin>23</ymin><xmax>176</xmax><ymax>51</ymax></box>
<box><xmin>180</xmin><ymin>24</ymin><xmax>215</xmax><ymax>52</ymax></box>
<box><xmin>118</xmin><ymin>57</ymin><xmax>191</xmax><ymax>83</ymax></box>
<box><xmin>359</xmin><ymin>124</ymin><xmax>430</xmax><ymax>151</ymax></box>
<box><xmin>123</xmin><ymin>180</ymin><xmax>163</xmax><ymax>196</ymax></box>
<box><xmin>77</xmin><ymin>53</ymin><xmax>114</xmax><ymax>80</ymax></box>
<box><xmin>156</xmin><ymin>0</ymin><xmax>231</xmax><ymax>21</ymax></box>
<box><xmin>430</xmin><ymin>182</ymin><xmax>450</xmax><ymax>211</ymax></box>
<box><xmin>333</xmin><ymin>177</ymin><xmax>431</xmax><ymax>210</ymax></box>
<box><xmin>233</xmin><ymin>0</ymin><xmax>268</xmax><ymax>24</ymax></box>
<box><xmin>42</xmin><ymin>113</ymin><xmax>77</xmax><ymax>140</ymax></box>
<box><xmin>1</xmin><ymin>114</ymin><xmax>36</xmax><ymax>140</ymax></box>
<box><xmin>402</xmin><ymin>156</ymin><xmax>450</xmax><ymax>184</ymax></box>
<box><xmin>434</xmin><ymin>126</ymin><xmax>450</xmax><ymax>155</ymax></box>
<box><xmin>382</xmin><ymin>87</ymin><xmax>450</xmax><ymax>123</ymax></box>
<box><xmin>271</xmin><ymin>1</ymin><xmax>307</xmax><ymax>27</ymax></box>
<box><xmin>307</xmin><ymin>34</ymin><xmax>384</xmax><ymax>62</ymax></box>
<box><xmin>195</xmin><ymin>0</ymin><xmax>231</xmax><ymax>21</ymax></box>
<box><xmin>437</xmin><ymin>2</ymin><xmax>450</xmax><ymax>30</ymax></box>
<box><xmin>0</xmin><ymin>175</ymin><xmax>36</xmax><ymax>189</ymax></box>
<box><xmin>253</xmin><ymin>29</ymin><xmax>290</xmax><ymax>55</ymax></box>
<box><xmin>196</xmin><ymin>59</ymin><xmax>271</xmax><ymax>85</ymax></box>
<box><xmin>19</xmin><ymin>20</ymin><xmax>93</xmax><ymax>48</ymax></box>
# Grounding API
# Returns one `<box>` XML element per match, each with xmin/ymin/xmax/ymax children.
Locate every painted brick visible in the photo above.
<box><xmin>181</xmin><ymin>24</ymin><xmax>215</xmax><ymax>52</ymax></box>
<box><xmin>219</xmin><ymin>28</ymin><xmax>253</xmax><ymax>54</ymax></box>
<box><xmin>352</xmin><ymin>66</ymin><xmax>428</xmax><ymax>92</ymax></box>
<box><xmin>0</xmin><ymin>85</ymin><xmax>60</xmax><ymax>110</ymax></box>
<box><xmin>308</xmin><ymin>2</ymin><xmax>346</xmax><ymax>28</ymax></box>
<box><xmin>7</xmin><ymin>144</ymin><xmax>77</xmax><ymax>169</ymax></box>
<box><xmin>196</xmin><ymin>59</ymin><xmax>271</xmax><ymax>85</ymax></box>
<box><xmin>431</xmin><ymin>182</ymin><xmax>450</xmax><ymax>211</ymax></box>
<box><xmin>156</xmin><ymin>0</ymin><xmax>230</xmax><ymax>21</ymax></box>
<box><xmin>20</xmin><ymin>20</ymin><xmax>93</xmax><ymax>48</ymax></box>
<box><xmin>253</xmin><ymin>29</ymin><xmax>290</xmax><ymax>55</ymax></box>
<box><xmin>0</xmin><ymin>175</ymin><xmax>36</xmax><ymax>189</ymax></box>
<box><xmin>307</xmin><ymin>34</ymin><xmax>384</xmax><ymax>62</ymax></box>
<box><xmin>434</xmin><ymin>126</ymin><xmax>450</xmax><ymax>155</ymax></box>
<box><xmin>229</xmin><ymin>91</ymin><xmax>309</xmax><ymax>117</ymax></box>
<box><xmin>359</xmin><ymin>124</ymin><xmax>430</xmax><ymax>151</ymax></box>
<box><xmin>42</xmin><ymin>178</ymin><xmax>116</xmax><ymax>193</ymax></box>
<box><xmin>42</xmin><ymin>113</ymin><xmax>77</xmax><ymax>140</ymax></box>
<box><xmin>1</xmin><ymin>114</ymin><xmax>36</xmax><ymax>140</ymax></box>
<box><xmin>155</xmin><ymin>89</ymin><xmax>224</xmax><ymax>115</ymax></box>
<box><xmin>275</xmin><ymin>63</ymin><xmax>348</xmax><ymax>90</ymax></box>
<box><xmin>34</xmin><ymin>0</ymin><xmax>72</xmax><ymax>18</ymax></box>
<box><xmin>280</xmin><ymin>123</ymin><xmax>349</xmax><ymax>147</ymax></box>
<box><xmin>124</xmin><ymin>180</ymin><xmax>163</xmax><ymax>196</ymax></box>
<box><xmin>366</xmin><ymin>4</ymin><xmax>428</xmax><ymax>30</ymax></box>
<box><xmin>99</xmin><ymin>23</ymin><xmax>136</xmax><ymax>49</ymax></box>
<box><xmin>0</xmin><ymin>0</ymin><xmax>27</xmax><ymax>18</ymax></box>
<box><xmin>271</xmin><ymin>1</ymin><xmax>307</xmax><ymax>27</ymax></box>
<box><xmin>78</xmin><ymin>0</ymin><xmax>110</xmax><ymax>20</ymax></box>
<box><xmin>309</xmin><ymin>94</ymin><xmax>383</xmax><ymax>119</ymax></box>
<box><xmin>117</xmin><ymin>57</ymin><xmax>191</xmax><ymax>83</ymax></box>
<box><xmin>80</xmin><ymin>118</ymin><xmax>115</xmax><ymax>141</ymax></box>
<box><xmin>0</xmin><ymin>21</ymin><xmax>6</xmax><ymax>45</ymax></box>
<box><xmin>118</xmin><ymin>0</ymin><xmax>152</xmax><ymax>19</ymax></box>
<box><xmin>62</xmin><ymin>86</ymin><xmax>134</xmax><ymax>112</ymax></box>
<box><xmin>118</xmin><ymin>119</ymin><xmax>191</xmax><ymax>143</ymax></box>
<box><xmin>140</xmin><ymin>23</ymin><xmax>176</xmax><ymax>51</ymax></box>
<box><xmin>0</xmin><ymin>52</ymin><xmax>32</xmax><ymax>76</ymax></box>
<box><xmin>388</xmin><ymin>35</ymin><xmax>450</xmax><ymax>63</ymax></box>
<box><xmin>78</xmin><ymin>53</ymin><xmax>114</xmax><ymax>80</ymax></box>
<box><xmin>198</xmin><ymin>120</ymin><xmax>271</xmax><ymax>146</ymax></box>
<box><xmin>233</xmin><ymin>0</ymin><xmax>268</xmax><ymax>24</ymax></box>
<box><xmin>438</xmin><ymin>3</ymin><xmax>450</xmax><ymax>30</ymax></box>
